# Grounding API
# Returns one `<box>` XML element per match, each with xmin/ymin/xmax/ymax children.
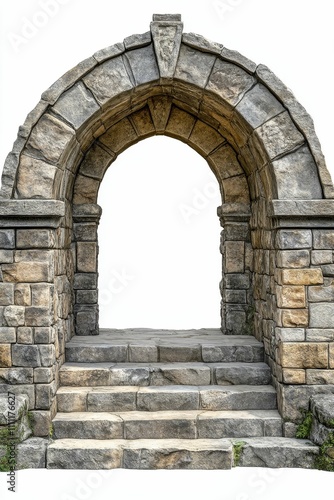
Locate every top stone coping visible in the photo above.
<box><xmin>152</xmin><ymin>14</ymin><xmax>182</xmax><ymax>22</ymax></box>
<box><xmin>269</xmin><ymin>200</ymin><xmax>334</xmax><ymax>218</ymax></box>
<box><xmin>0</xmin><ymin>200</ymin><xmax>65</xmax><ymax>217</ymax></box>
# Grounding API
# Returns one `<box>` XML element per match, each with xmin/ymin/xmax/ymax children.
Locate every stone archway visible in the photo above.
<box><xmin>1</xmin><ymin>14</ymin><xmax>334</xmax><ymax>468</ymax></box>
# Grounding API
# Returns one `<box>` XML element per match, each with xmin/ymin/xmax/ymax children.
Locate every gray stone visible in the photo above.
<box><xmin>0</xmin><ymin>384</ymin><xmax>35</xmax><ymax>410</ymax></box>
<box><xmin>202</xmin><ymin>344</ymin><xmax>263</xmax><ymax>363</ymax></box>
<box><xmin>0</xmin><ymin>229</ymin><xmax>15</xmax><ymax>249</ymax></box>
<box><xmin>73</xmin><ymin>273</ymin><xmax>97</xmax><ymax>290</ymax></box>
<box><xmin>35</xmin><ymin>382</ymin><xmax>56</xmax><ymax>409</ymax></box>
<box><xmin>4</xmin><ymin>305</ymin><xmax>25</xmax><ymax>327</ymax></box>
<box><xmin>313</xmin><ymin>230</ymin><xmax>334</xmax><ymax>249</ymax></box>
<box><xmin>275</xmin><ymin>328</ymin><xmax>305</xmax><ymax>342</ymax></box>
<box><xmin>16</xmin><ymin>438</ymin><xmax>48</xmax><ymax>469</ymax></box>
<box><xmin>83</xmin><ymin>56</ymin><xmax>133</xmax><ymax>106</ymax></box>
<box><xmin>275</xmin><ymin>230</ymin><xmax>312</xmax><ymax>249</ymax></box>
<box><xmin>151</xmin><ymin>364</ymin><xmax>211</xmax><ymax>386</ymax></box>
<box><xmin>175</xmin><ymin>45</ymin><xmax>216</xmax><ymax>88</ymax></box>
<box><xmin>47</xmin><ymin>439</ymin><xmax>122</xmax><ymax>469</ymax></box>
<box><xmin>0</xmin><ymin>327</ymin><xmax>16</xmax><ymax>343</ymax></box>
<box><xmin>17</xmin><ymin>229</ymin><xmax>55</xmax><ymax>249</ymax></box>
<box><xmin>200</xmin><ymin>386</ymin><xmax>277</xmax><ymax>411</ymax></box>
<box><xmin>321</xmin><ymin>264</ymin><xmax>334</xmax><ymax>277</ymax></box>
<box><xmin>137</xmin><ymin>386</ymin><xmax>199</xmax><ymax>411</ymax></box>
<box><xmin>276</xmin><ymin>250</ymin><xmax>310</xmax><ymax>268</ymax></box>
<box><xmin>0</xmin><ymin>367</ymin><xmax>33</xmax><ymax>384</ymax></box>
<box><xmin>206</xmin><ymin>60</ymin><xmax>255</xmax><ymax>107</ymax></box>
<box><xmin>93</xmin><ymin>42</ymin><xmax>125</xmax><ymax>64</ymax></box>
<box><xmin>310</xmin><ymin>419</ymin><xmax>333</xmax><ymax>446</ymax></box>
<box><xmin>12</xmin><ymin>345</ymin><xmax>41</xmax><ymax>367</ymax></box>
<box><xmin>125</xmin><ymin>45</ymin><xmax>159</xmax><ymax>86</ymax></box>
<box><xmin>124</xmin><ymin>31</ymin><xmax>151</xmax><ymax>50</ymax></box>
<box><xmin>0</xmin><ymin>393</ymin><xmax>30</xmax><ymax>425</ymax></box>
<box><xmin>310</xmin><ymin>394</ymin><xmax>334</xmax><ymax>428</ymax></box>
<box><xmin>308</xmin><ymin>282</ymin><xmax>334</xmax><ymax>302</ymax></box>
<box><xmin>34</xmin><ymin>367</ymin><xmax>54</xmax><ymax>384</ymax></box>
<box><xmin>122</xmin><ymin>410</ymin><xmax>197</xmax><ymax>439</ymax></box>
<box><xmin>214</xmin><ymin>363</ymin><xmax>271</xmax><ymax>386</ymax></box>
<box><xmin>78</xmin><ymin>143</ymin><xmax>113</xmax><ymax>181</ymax></box>
<box><xmin>53</xmin><ymin>412</ymin><xmax>123</xmax><ymax>439</ymax></box>
<box><xmin>236</xmin><ymin>437</ymin><xmax>318</xmax><ymax>468</ymax></box>
<box><xmin>59</xmin><ymin>364</ymin><xmax>110</xmax><ymax>387</ymax></box>
<box><xmin>87</xmin><ymin>387</ymin><xmax>138</xmax><ymax>412</ymax></box>
<box><xmin>182</xmin><ymin>33</ymin><xmax>223</xmax><ymax>56</ymax></box>
<box><xmin>278</xmin><ymin>384</ymin><xmax>334</xmax><ymax>423</ymax></box>
<box><xmin>272</xmin><ymin>146</ymin><xmax>323</xmax><ymax>199</ymax></box>
<box><xmin>236</xmin><ymin>84</ymin><xmax>284</xmax><ymax>128</ymax></box>
<box><xmin>109</xmin><ymin>366</ymin><xmax>150</xmax><ymax>386</ymax></box>
<box><xmin>151</xmin><ymin>18</ymin><xmax>183</xmax><ymax>78</ymax></box>
<box><xmin>306</xmin><ymin>329</ymin><xmax>334</xmax><ymax>342</ymax></box>
<box><xmin>311</xmin><ymin>250</ymin><xmax>333</xmax><ymax>265</ymax></box>
<box><xmin>53</xmin><ymin>82</ymin><xmax>100</xmax><ymax>130</ymax></box>
<box><xmin>309</xmin><ymin>303</ymin><xmax>334</xmax><ymax>328</ymax></box>
<box><xmin>224</xmin><ymin>274</ymin><xmax>250</xmax><ymax>289</ymax></box>
<box><xmin>159</xmin><ymin>345</ymin><xmax>201</xmax><ymax>362</ymax></box>
<box><xmin>129</xmin><ymin>345</ymin><xmax>158</xmax><ymax>363</ymax></box>
<box><xmin>15</xmin><ymin>155</ymin><xmax>57</xmax><ymax>199</ymax></box>
<box><xmin>65</xmin><ymin>345</ymin><xmax>127</xmax><ymax>363</ymax></box>
<box><xmin>25</xmin><ymin>307</ymin><xmax>51</xmax><ymax>327</ymax></box>
<box><xmin>0</xmin><ymin>250</ymin><xmax>14</xmax><ymax>263</ymax></box>
<box><xmin>56</xmin><ymin>388</ymin><xmax>88</xmax><ymax>413</ymax></box>
<box><xmin>221</xmin><ymin>47</ymin><xmax>257</xmax><ymax>73</ymax></box>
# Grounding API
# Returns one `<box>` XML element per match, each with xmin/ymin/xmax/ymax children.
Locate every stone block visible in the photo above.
<box><xmin>308</xmin><ymin>282</ymin><xmax>334</xmax><ymax>302</ymax></box>
<box><xmin>282</xmin><ymin>369</ymin><xmax>306</xmax><ymax>384</ymax></box>
<box><xmin>34</xmin><ymin>327</ymin><xmax>54</xmax><ymax>344</ymax></box>
<box><xmin>151</xmin><ymin>365</ymin><xmax>211</xmax><ymax>386</ymax></box>
<box><xmin>0</xmin><ymin>367</ymin><xmax>33</xmax><ymax>384</ymax></box>
<box><xmin>16</xmin><ymin>438</ymin><xmax>48</xmax><ymax>469</ymax></box>
<box><xmin>236</xmin><ymin>83</ymin><xmax>284</xmax><ymax>128</ymax></box>
<box><xmin>224</xmin><ymin>241</ymin><xmax>245</xmax><ymax>273</ymax></box>
<box><xmin>309</xmin><ymin>303</ymin><xmax>334</xmax><ymax>328</ymax></box>
<box><xmin>76</xmin><ymin>290</ymin><xmax>98</xmax><ymax>304</ymax></box>
<box><xmin>83</xmin><ymin>56</ymin><xmax>133</xmax><ymax>106</ymax></box>
<box><xmin>25</xmin><ymin>307</ymin><xmax>52</xmax><ymax>327</ymax></box>
<box><xmin>165</xmin><ymin>106</ymin><xmax>196</xmax><ymax>139</ymax></box>
<box><xmin>87</xmin><ymin>387</ymin><xmax>137</xmax><ymax>412</ymax></box>
<box><xmin>311</xmin><ymin>251</ymin><xmax>333</xmax><ymax>265</ymax></box>
<box><xmin>17</xmin><ymin>327</ymin><xmax>33</xmax><ymax>344</ymax></box>
<box><xmin>307</xmin><ymin>370</ymin><xmax>334</xmax><ymax>385</ymax></box>
<box><xmin>129</xmin><ymin>345</ymin><xmax>158</xmax><ymax>363</ymax></box>
<box><xmin>175</xmin><ymin>44</ymin><xmax>216</xmax><ymax>88</ymax></box>
<box><xmin>321</xmin><ymin>264</ymin><xmax>334</xmax><ymax>277</ymax></box>
<box><xmin>330</xmin><ymin>344</ymin><xmax>334</xmax><ymax>369</ymax></box>
<box><xmin>223</xmin><ymin>175</ymin><xmax>250</xmax><ymax>203</ymax></box>
<box><xmin>76</xmin><ymin>242</ymin><xmax>97</xmax><ymax>273</ymax></box>
<box><xmin>52</xmin><ymin>82</ymin><xmax>100</xmax><ymax>130</ymax></box>
<box><xmin>279</xmin><ymin>343</ymin><xmax>328</xmax><ymax>369</ymax></box>
<box><xmin>2</xmin><ymin>262</ymin><xmax>52</xmax><ymax>283</ymax></box>
<box><xmin>34</xmin><ymin>367</ymin><xmax>55</xmax><ymax>384</ymax></box>
<box><xmin>53</xmin><ymin>413</ymin><xmax>123</xmax><ymax>440</ymax></box>
<box><xmin>15</xmin><ymin>284</ymin><xmax>31</xmax><ymax>306</ymax></box>
<box><xmin>200</xmin><ymin>386</ymin><xmax>277</xmax><ymax>411</ymax></box>
<box><xmin>73</xmin><ymin>175</ymin><xmax>99</xmax><ymax>204</ymax></box>
<box><xmin>159</xmin><ymin>345</ymin><xmax>201</xmax><ymax>362</ymax></box>
<box><xmin>0</xmin><ymin>327</ymin><xmax>16</xmax><ymax>343</ymax></box>
<box><xmin>207</xmin><ymin>59</ymin><xmax>255</xmax><ymax>107</ymax></box>
<box><xmin>99</xmin><ymin>118</ymin><xmax>138</xmax><ymax>154</ymax></box>
<box><xmin>75</xmin><ymin>307</ymin><xmax>98</xmax><ymax>336</ymax></box>
<box><xmin>137</xmin><ymin>386</ymin><xmax>199</xmax><ymax>411</ymax></box>
<box><xmin>35</xmin><ymin>382</ymin><xmax>56</xmax><ymax>409</ymax></box>
<box><xmin>30</xmin><ymin>410</ymin><xmax>52</xmax><ymax>437</ymax></box>
<box><xmin>0</xmin><ymin>230</ymin><xmax>15</xmax><ymax>249</ymax></box>
<box><xmin>223</xmin><ymin>222</ymin><xmax>250</xmax><ymax>241</ymax></box>
<box><xmin>0</xmin><ymin>384</ymin><xmax>35</xmax><ymax>410</ymax></box>
<box><xmin>78</xmin><ymin>142</ymin><xmax>113</xmax><ymax>181</ymax></box>
<box><xmin>189</xmin><ymin>120</ymin><xmax>225</xmax><ymax>155</ymax></box>
<box><xmin>281</xmin><ymin>309</ymin><xmax>308</xmax><ymax>328</ymax></box>
<box><xmin>225</xmin><ymin>274</ymin><xmax>250</xmax><ymax>290</ymax></box>
<box><xmin>38</xmin><ymin>345</ymin><xmax>56</xmax><ymax>367</ymax></box>
<box><xmin>0</xmin><ymin>344</ymin><xmax>11</xmax><ymax>367</ymax></box>
<box><xmin>16</xmin><ymin>229</ymin><xmax>55</xmax><ymax>249</ymax></box>
<box><xmin>0</xmin><ymin>284</ymin><xmax>14</xmax><ymax>306</ymax></box>
<box><xmin>47</xmin><ymin>440</ymin><xmax>122</xmax><ymax>469</ymax></box>
<box><xmin>130</xmin><ymin>106</ymin><xmax>155</xmax><ymax>138</ymax></box>
<box><xmin>275</xmin><ymin>230</ymin><xmax>312</xmax><ymax>250</ymax></box>
<box><xmin>125</xmin><ymin>44</ymin><xmax>159</xmax><ymax>85</ymax></box>
<box><xmin>4</xmin><ymin>305</ymin><xmax>25</xmax><ymax>326</ymax></box>
<box><xmin>224</xmin><ymin>290</ymin><xmax>247</xmax><ymax>303</ymax></box>
<box><xmin>276</xmin><ymin>250</ymin><xmax>310</xmax><ymax>269</ymax></box>
<box><xmin>31</xmin><ymin>284</ymin><xmax>53</xmax><ymax>308</ymax></box>
<box><xmin>123</xmin><ymin>411</ymin><xmax>196</xmax><ymax>439</ymax></box>
<box><xmin>15</xmin><ymin>155</ymin><xmax>57</xmax><ymax>199</ymax></box>
<box><xmin>12</xmin><ymin>344</ymin><xmax>41</xmax><ymax>367</ymax></box>
<box><xmin>0</xmin><ymin>250</ymin><xmax>14</xmax><ymax>263</ymax></box>
<box><xmin>73</xmin><ymin>222</ymin><xmax>97</xmax><ymax>241</ymax></box>
<box><xmin>73</xmin><ymin>273</ymin><xmax>97</xmax><ymax>290</ymax></box>
<box><xmin>277</xmin><ymin>285</ymin><xmax>306</xmax><ymax>308</ymax></box>
<box><xmin>275</xmin><ymin>328</ymin><xmax>305</xmax><ymax>342</ymax></box>
<box><xmin>109</xmin><ymin>367</ymin><xmax>150</xmax><ymax>387</ymax></box>
<box><xmin>280</xmin><ymin>269</ymin><xmax>323</xmax><ymax>285</ymax></box>
<box><xmin>313</xmin><ymin>230</ymin><xmax>334</xmax><ymax>249</ymax></box>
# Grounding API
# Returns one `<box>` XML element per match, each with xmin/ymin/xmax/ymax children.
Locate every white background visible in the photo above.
<box><xmin>1</xmin><ymin>0</ymin><xmax>334</xmax><ymax>498</ymax></box>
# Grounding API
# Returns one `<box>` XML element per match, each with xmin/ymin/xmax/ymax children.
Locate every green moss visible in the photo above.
<box><xmin>233</xmin><ymin>441</ymin><xmax>246</xmax><ymax>467</ymax></box>
<box><xmin>328</xmin><ymin>419</ymin><xmax>334</xmax><ymax>429</ymax></box>
<box><xmin>49</xmin><ymin>424</ymin><xmax>54</xmax><ymax>439</ymax></box>
<box><xmin>296</xmin><ymin>411</ymin><xmax>313</xmax><ymax>439</ymax></box>
<box><xmin>0</xmin><ymin>424</ymin><xmax>19</xmax><ymax>472</ymax></box>
<box><xmin>27</xmin><ymin>412</ymin><xmax>35</xmax><ymax>433</ymax></box>
<box><xmin>315</xmin><ymin>432</ymin><xmax>334</xmax><ymax>472</ymax></box>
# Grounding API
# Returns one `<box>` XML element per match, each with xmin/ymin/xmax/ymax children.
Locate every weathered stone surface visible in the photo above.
<box><xmin>25</xmin><ymin>307</ymin><xmax>52</xmax><ymax>327</ymax></box>
<box><xmin>17</xmin><ymin>327</ymin><xmax>33</xmax><ymax>344</ymax></box>
<box><xmin>12</xmin><ymin>345</ymin><xmax>41</xmax><ymax>368</ymax></box>
<box><xmin>236</xmin><ymin>84</ymin><xmax>284</xmax><ymax>128</ymax></box>
<box><xmin>2</xmin><ymin>262</ymin><xmax>52</xmax><ymax>283</ymax></box>
<box><xmin>122</xmin><ymin>410</ymin><xmax>197</xmax><ymax>439</ymax></box>
<box><xmin>275</xmin><ymin>230</ymin><xmax>312</xmax><ymax>250</ymax></box>
<box><xmin>87</xmin><ymin>387</ymin><xmax>138</xmax><ymax>412</ymax></box>
<box><xmin>159</xmin><ymin>345</ymin><xmax>201</xmax><ymax>362</ymax></box>
<box><xmin>76</xmin><ymin>242</ymin><xmax>97</xmax><ymax>273</ymax></box>
<box><xmin>280</xmin><ymin>269</ymin><xmax>323</xmax><ymax>286</ymax></box>
<box><xmin>53</xmin><ymin>412</ymin><xmax>123</xmax><ymax>439</ymax></box>
<box><xmin>99</xmin><ymin>118</ymin><xmax>137</xmax><ymax>153</ymax></box>
<box><xmin>35</xmin><ymin>382</ymin><xmax>56</xmax><ymax>409</ymax></box>
<box><xmin>15</xmin><ymin>284</ymin><xmax>31</xmax><ymax>306</ymax></box>
<box><xmin>175</xmin><ymin>45</ymin><xmax>216</xmax><ymax>88</ymax></box>
<box><xmin>79</xmin><ymin>143</ymin><xmax>113</xmax><ymax>181</ymax></box>
<box><xmin>310</xmin><ymin>394</ymin><xmax>334</xmax><ymax>428</ymax></box>
<box><xmin>73</xmin><ymin>175</ymin><xmax>99</xmax><ymax>204</ymax></box>
<box><xmin>65</xmin><ymin>344</ymin><xmax>127</xmax><ymax>363</ymax></box>
<box><xmin>182</xmin><ymin>32</ymin><xmax>223</xmax><ymax>56</ymax></box>
<box><xmin>137</xmin><ymin>386</ymin><xmax>199</xmax><ymax>411</ymax></box>
<box><xmin>151</xmin><ymin>18</ymin><xmax>183</xmax><ymax>78</ymax></box>
<box><xmin>93</xmin><ymin>42</ymin><xmax>125</xmax><ymax>63</ymax></box>
<box><xmin>224</xmin><ymin>274</ymin><xmax>250</xmax><ymax>290</ymax></box>
<box><xmin>47</xmin><ymin>439</ymin><xmax>122</xmax><ymax>469</ymax></box>
<box><xmin>165</xmin><ymin>106</ymin><xmax>196</xmax><ymax>139</ymax></box>
<box><xmin>0</xmin><ymin>327</ymin><xmax>16</xmax><ymax>343</ymax></box>
<box><xmin>200</xmin><ymin>386</ymin><xmax>277</xmax><ymax>411</ymax></box>
<box><xmin>308</xmin><ymin>282</ymin><xmax>334</xmax><ymax>302</ymax></box>
<box><xmin>109</xmin><ymin>366</ymin><xmax>150</xmax><ymax>386</ymax></box>
<box><xmin>275</xmin><ymin>328</ymin><xmax>305</xmax><ymax>342</ymax></box>
<box><xmin>4</xmin><ymin>305</ymin><xmax>25</xmax><ymax>327</ymax></box>
<box><xmin>206</xmin><ymin>60</ymin><xmax>255</xmax><ymax>108</ymax></box>
<box><xmin>123</xmin><ymin>438</ymin><xmax>233</xmax><ymax>469</ymax></box>
<box><xmin>0</xmin><ymin>284</ymin><xmax>14</xmax><ymax>306</ymax></box>
<box><xmin>306</xmin><ymin>329</ymin><xmax>334</xmax><ymax>342</ymax></box>
<box><xmin>277</xmin><ymin>285</ymin><xmax>306</xmax><ymax>308</ymax></box>
<box><xmin>83</xmin><ymin>57</ymin><xmax>133</xmax><ymax>106</ymax></box>
<box><xmin>0</xmin><ymin>384</ymin><xmax>35</xmax><ymax>409</ymax></box>
<box><xmin>34</xmin><ymin>327</ymin><xmax>55</xmax><ymax>344</ymax></box>
<box><xmin>129</xmin><ymin>345</ymin><xmax>158</xmax><ymax>363</ymax></box>
<box><xmin>209</xmin><ymin>144</ymin><xmax>243</xmax><ymax>181</ymax></box>
<box><xmin>282</xmin><ymin>368</ymin><xmax>306</xmax><ymax>384</ymax></box>
<box><xmin>52</xmin><ymin>82</ymin><xmax>100</xmax><ymax>130</ymax></box>
<box><xmin>15</xmin><ymin>155</ymin><xmax>57</xmax><ymax>199</ymax></box>
<box><xmin>124</xmin><ymin>31</ymin><xmax>151</xmax><ymax>50</ymax></box>
<box><xmin>279</xmin><ymin>343</ymin><xmax>328</xmax><ymax>369</ymax></box>
<box><xmin>311</xmin><ymin>250</ymin><xmax>333</xmax><ymax>266</ymax></box>
<box><xmin>34</xmin><ymin>367</ymin><xmax>55</xmax><ymax>384</ymax></box>
<box><xmin>236</xmin><ymin>437</ymin><xmax>318</xmax><ymax>468</ymax></box>
<box><xmin>276</xmin><ymin>250</ymin><xmax>310</xmax><ymax>269</ymax></box>
<box><xmin>56</xmin><ymin>387</ymin><xmax>88</xmax><ymax>413</ymax></box>
<box><xmin>306</xmin><ymin>370</ymin><xmax>334</xmax><ymax>384</ymax></box>
<box><xmin>0</xmin><ymin>229</ymin><xmax>15</xmax><ymax>249</ymax></box>
<box><xmin>223</xmin><ymin>175</ymin><xmax>250</xmax><ymax>203</ymax></box>
<box><xmin>0</xmin><ymin>250</ymin><xmax>14</xmax><ymax>263</ymax></box>
<box><xmin>189</xmin><ymin>120</ymin><xmax>225</xmax><ymax>155</ymax></box>
<box><xmin>125</xmin><ymin>45</ymin><xmax>159</xmax><ymax>85</ymax></box>
<box><xmin>17</xmin><ymin>229</ymin><xmax>55</xmax><ymax>249</ymax></box>
<box><xmin>281</xmin><ymin>309</ymin><xmax>308</xmax><ymax>328</ymax></box>
<box><xmin>214</xmin><ymin>363</ymin><xmax>271</xmax><ymax>386</ymax></box>
<box><xmin>147</xmin><ymin>96</ymin><xmax>172</xmax><ymax>132</ymax></box>
<box><xmin>151</xmin><ymin>364</ymin><xmax>211</xmax><ymax>386</ymax></box>
<box><xmin>73</xmin><ymin>273</ymin><xmax>97</xmax><ymax>290</ymax></box>
<box><xmin>313</xmin><ymin>230</ymin><xmax>334</xmax><ymax>249</ymax></box>
<box><xmin>202</xmin><ymin>343</ymin><xmax>263</xmax><ymax>363</ymax></box>
<box><xmin>278</xmin><ymin>384</ymin><xmax>334</xmax><ymax>422</ymax></box>
<box><xmin>60</xmin><ymin>364</ymin><xmax>110</xmax><ymax>387</ymax></box>
<box><xmin>76</xmin><ymin>290</ymin><xmax>98</xmax><ymax>304</ymax></box>
<box><xmin>224</xmin><ymin>241</ymin><xmax>245</xmax><ymax>274</ymax></box>
<box><xmin>309</xmin><ymin>303</ymin><xmax>334</xmax><ymax>328</ymax></box>
<box><xmin>330</xmin><ymin>344</ymin><xmax>334</xmax><ymax>369</ymax></box>
<box><xmin>130</xmin><ymin>106</ymin><xmax>155</xmax><ymax>137</ymax></box>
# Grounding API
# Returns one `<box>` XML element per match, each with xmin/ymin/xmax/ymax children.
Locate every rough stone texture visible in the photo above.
<box><xmin>47</xmin><ymin>439</ymin><xmax>122</xmax><ymax>469</ymax></box>
<box><xmin>151</xmin><ymin>17</ymin><xmax>183</xmax><ymax>79</ymax></box>
<box><xmin>279</xmin><ymin>343</ymin><xmax>328</xmax><ymax>369</ymax></box>
<box><xmin>16</xmin><ymin>438</ymin><xmax>48</xmax><ymax>469</ymax></box>
<box><xmin>309</xmin><ymin>303</ymin><xmax>334</xmax><ymax>328</ymax></box>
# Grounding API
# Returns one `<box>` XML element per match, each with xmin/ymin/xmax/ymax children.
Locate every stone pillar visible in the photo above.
<box><xmin>218</xmin><ymin>203</ymin><xmax>253</xmax><ymax>335</ymax></box>
<box><xmin>73</xmin><ymin>204</ymin><xmax>101</xmax><ymax>336</ymax></box>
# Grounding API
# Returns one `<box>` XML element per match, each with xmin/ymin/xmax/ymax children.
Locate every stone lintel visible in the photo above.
<box><xmin>73</xmin><ymin>204</ymin><xmax>102</xmax><ymax>223</ymax></box>
<box><xmin>269</xmin><ymin>200</ymin><xmax>334</xmax><ymax>229</ymax></box>
<box><xmin>0</xmin><ymin>200</ymin><xmax>65</xmax><ymax>228</ymax></box>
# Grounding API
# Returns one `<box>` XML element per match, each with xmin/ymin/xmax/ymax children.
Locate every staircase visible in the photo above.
<box><xmin>47</xmin><ymin>329</ymin><xmax>318</xmax><ymax>469</ymax></box>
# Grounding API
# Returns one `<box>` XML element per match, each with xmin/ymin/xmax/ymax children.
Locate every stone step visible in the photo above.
<box><xmin>65</xmin><ymin>329</ymin><xmax>264</xmax><ymax>363</ymax></box>
<box><xmin>52</xmin><ymin>409</ymin><xmax>283</xmax><ymax>440</ymax></box>
<box><xmin>46</xmin><ymin>437</ymin><xmax>318</xmax><ymax>470</ymax></box>
<box><xmin>56</xmin><ymin>385</ymin><xmax>277</xmax><ymax>412</ymax></box>
<box><xmin>47</xmin><ymin>438</ymin><xmax>233</xmax><ymax>469</ymax></box>
<box><xmin>59</xmin><ymin>362</ymin><xmax>271</xmax><ymax>387</ymax></box>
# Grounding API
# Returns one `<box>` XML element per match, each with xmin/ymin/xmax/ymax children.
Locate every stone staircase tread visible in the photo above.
<box><xmin>57</xmin><ymin>384</ymin><xmax>277</xmax><ymax>393</ymax></box>
<box><xmin>60</xmin><ymin>361</ymin><xmax>270</xmax><ymax>369</ymax></box>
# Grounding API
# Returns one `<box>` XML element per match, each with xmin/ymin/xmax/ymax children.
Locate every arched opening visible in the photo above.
<box><xmin>97</xmin><ymin>136</ymin><xmax>222</xmax><ymax>328</ymax></box>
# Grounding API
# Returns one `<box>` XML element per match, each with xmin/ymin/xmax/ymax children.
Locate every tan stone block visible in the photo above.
<box><xmin>0</xmin><ymin>344</ymin><xmax>11</xmax><ymax>367</ymax></box>
<box><xmin>17</xmin><ymin>229</ymin><xmax>55</xmax><ymax>249</ymax></box>
<box><xmin>223</xmin><ymin>175</ymin><xmax>250</xmax><ymax>203</ymax></box>
<box><xmin>279</xmin><ymin>342</ymin><xmax>328</xmax><ymax>369</ymax></box>
<box><xmin>99</xmin><ymin>118</ymin><xmax>137</xmax><ymax>153</ymax></box>
<box><xmin>73</xmin><ymin>175</ymin><xmax>99</xmax><ymax>204</ymax></box>
<box><xmin>15</xmin><ymin>284</ymin><xmax>31</xmax><ymax>306</ymax></box>
<box><xmin>208</xmin><ymin>144</ymin><xmax>243</xmax><ymax>181</ymax></box>
<box><xmin>276</xmin><ymin>250</ymin><xmax>310</xmax><ymax>269</ymax></box>
<box><xmin>282</xmin><ymin>369</ymin><xmax>306</xmax><ymax>384</ymax></box>
<box><xmin>306</xmin><ymin>370</ymin><xmax>334</xmax><ymax>384</ymax></box>
<box><xmin>224</xmin><ymin>241</ymin><xmax>244</xmax><ymax>273</ymax></box>
<box><xmin>189</xmin><ymin>120</ymin><xmax>225</xmax><ymax>156</ymax></box>
<box><xmin>281</xmin><ymin>309</ymin><xmax>308</xmax><ymax>327</ymax></box>
<box><xmin>2</xmin><ymin>262</ymin><xmax>51</xmax><ymax>283</ymax></box>
<box><xmin>130</xmin><ymin>106</ymin><xmax>155</xmax><ymax>137</ymax></box>
<box><xmin>281</xmin><ymin>269</ymin><xmax>323</xmax><ymax>285</ymax></box>
<box><xmin>31</xmin><ymin>284</ymin><xmax>53</xmax><ymax>307</ymax></box>
<box><xmin>77</xmin><ymin>243</ymin><xmax>97</xmax><ymax>273</ymax></box>
<box><xmin>16</xmin><ymin>155</ymin><xmax>57</xmax><ymax>199</ymax></box>
<box><xmin>277</xmin><ymin>285</ymin><xmax>306</xmax><ymax>308</ymax></box>
<box><xmin>165</xmin><ymin>106</ymin><xmax>196</xmax><ymax>139</ymax></box>
<box><xmin>330</xmin><ymin>344</ymin><xmax>334</xmax><ymax>369</ymax></box>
